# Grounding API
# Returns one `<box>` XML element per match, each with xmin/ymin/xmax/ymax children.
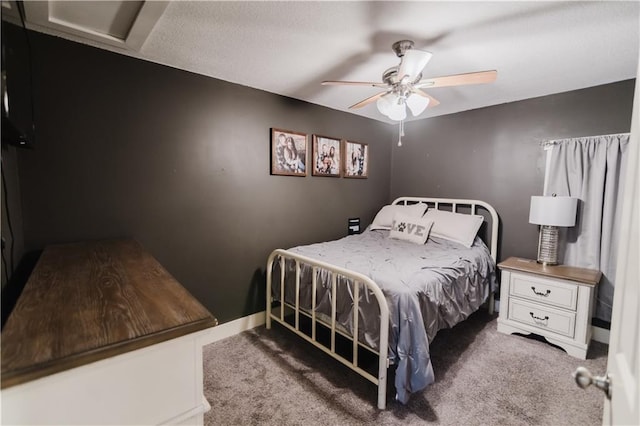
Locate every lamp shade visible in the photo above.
<box><xmin>529</xmin><ymin>196</ymin><xmax>578</xmax><ymax>227</ymax></box>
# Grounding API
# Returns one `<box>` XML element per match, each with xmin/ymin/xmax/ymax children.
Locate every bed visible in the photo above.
<box><xmin>266</xmin><ymin>197</ymin><xmax>499</xmax><ymax>409</ymax></box>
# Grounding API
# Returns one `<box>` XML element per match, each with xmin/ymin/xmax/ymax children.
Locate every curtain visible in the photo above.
<box><xmin>545</xmin><ymin>134</ymin><xmax>629</xmax><ymax>321</ymax></box>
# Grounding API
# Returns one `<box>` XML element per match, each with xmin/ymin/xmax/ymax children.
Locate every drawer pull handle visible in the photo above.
<box><xmin>531</xmin><ymin>286</ymin><xmax>551</xmax><ymax>297</ymax></box>
<box><xmin>529</xmin><ymin>312</ymin><xmax>549</xmax><ymax>324</ymax></box>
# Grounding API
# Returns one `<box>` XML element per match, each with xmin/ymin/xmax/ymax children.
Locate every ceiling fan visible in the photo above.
<box><xmin>322</xmin><ymin>40</ymin><xmax>497</xmax><ymax>144</ymax></box>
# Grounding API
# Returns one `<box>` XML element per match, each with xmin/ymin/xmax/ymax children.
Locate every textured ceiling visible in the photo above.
<box><xmin>7</xmin><ymin>1</ymin><xmax>640</xmax><ymax>123</ymax></box>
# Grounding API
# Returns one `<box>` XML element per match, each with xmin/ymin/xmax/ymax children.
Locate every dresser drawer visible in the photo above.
<box><xmin>509</xmin><ymin>272</ymin><xmax>578</xmax><ymax>310</ymax></box>
<box><xmin>508</xmin><ymin>298</ymin><xmax>576</xmax><ymax>338</ymax></box>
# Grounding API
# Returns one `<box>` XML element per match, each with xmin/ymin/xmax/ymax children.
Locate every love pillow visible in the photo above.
<box><xmin>389</xmin><ymin>212</ymin><xmax>434</xmax><ymax>245</ymax></box>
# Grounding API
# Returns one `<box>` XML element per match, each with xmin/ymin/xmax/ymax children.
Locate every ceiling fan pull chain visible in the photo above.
<box><xmin>398</xmin><ymin>120</ymin><xmax>404</xmax><ymax>146</ymax></box>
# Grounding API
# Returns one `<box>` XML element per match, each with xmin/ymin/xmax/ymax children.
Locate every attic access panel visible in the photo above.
<box><xmin>22</xmin><ymin>0</ymin><xmax>168</xmax><ymax>50</ymax></box>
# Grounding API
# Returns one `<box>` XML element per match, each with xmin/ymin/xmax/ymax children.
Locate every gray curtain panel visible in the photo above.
<box><xmin>545</xmin><ymin>133</ymin><xmax>630</xmax><ymax>322</ymax></box>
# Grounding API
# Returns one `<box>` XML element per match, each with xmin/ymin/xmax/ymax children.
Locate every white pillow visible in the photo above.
<box><xmin>423</xmin><ymin>209</ymin><xmax>484</xmax><ymax>247</ymax></box>
<box><xmin>370</xmin><ymin>203</ymin><xmax>428</xmax><ymax>230</ymax></box>
<box><xmin>389</xmin><ymin>213</ymin><xmax>434</xmax><ymax>244</ymax></box>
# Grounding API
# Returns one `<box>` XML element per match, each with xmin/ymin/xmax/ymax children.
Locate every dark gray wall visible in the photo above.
<box><xmin>11</xmin><ymin>27</ymin><xmax>393</xmax><ymax>323</ymax></box>
<box><xmin>391</xmin><ymin>80</ymin><xmax>635</xmax><ymax>262</ymax></box>
<box><xmin>5</xmin><ymin>23</ymin><xmax>636</xmax><ymax>324</ymax></box>
<box><xmin>1</xmin><ymin>146</ymin><xmax>24</xmax><ymax>289</ymax></box>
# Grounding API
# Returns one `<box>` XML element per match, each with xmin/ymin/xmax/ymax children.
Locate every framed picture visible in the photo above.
<box><xmin>343</xmin><ymin>140</ymin><xmax>368</xmax><ymax>178</ymax></box>
<box><xmin>312</xmin><ymin>135</ymin><xmax>342</xmax><ymax>177</ymax></box>
<box><xmin>271</xmin><ymin>128</ymin><xmax>307</xmax><ymax>177</ymax></box>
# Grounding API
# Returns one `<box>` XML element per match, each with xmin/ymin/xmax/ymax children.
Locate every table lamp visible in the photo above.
<box><xmin>529</xmin><ymin>194</ymin><xmax>578</xmax><ymax>265</ymax></box>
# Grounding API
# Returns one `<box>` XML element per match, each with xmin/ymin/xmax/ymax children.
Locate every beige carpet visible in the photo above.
<box><xmin>202</xmin><ymin>311</ymin><xmax>607</xmax><ymax>425</ymax></box>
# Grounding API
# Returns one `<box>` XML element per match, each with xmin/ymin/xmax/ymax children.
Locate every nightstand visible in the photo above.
<box><xmin>497</xmin><ymin>257</ymin><xmax>601</xmax><ymax>359</ymax></box>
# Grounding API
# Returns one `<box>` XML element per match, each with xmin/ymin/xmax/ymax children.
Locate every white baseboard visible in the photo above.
<box><xmin>591</xmin><ymin>325</ymin><xmax>610</xmax><ymax>344</ymax></box>
<box><xmin>199</xmin><ymin>311</ymin><xmax>266</xmax><ymax>346</ymax></box>
<box><xmin>198</xmin><ymin>308</ymin><xmax>609</xmax><ymax>348</ymax></box>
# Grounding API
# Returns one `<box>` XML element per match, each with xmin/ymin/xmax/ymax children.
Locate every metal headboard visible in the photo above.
<box><xmin>391</xmin><ymin>197</ymin><xmax>499</xmax><ymax>263</ymax></box>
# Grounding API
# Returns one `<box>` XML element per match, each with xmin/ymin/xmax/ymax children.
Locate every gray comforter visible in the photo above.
<box><xmin>272</xmin><ymin>229</ymin><xmax>497</xmax><ymax>404</ymax></box>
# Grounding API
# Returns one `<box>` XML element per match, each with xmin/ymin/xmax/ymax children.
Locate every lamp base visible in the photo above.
<box><xmin>537</xmin><ymin>225</ymin><xmax>559</xmax><ymax>265</ymax></box>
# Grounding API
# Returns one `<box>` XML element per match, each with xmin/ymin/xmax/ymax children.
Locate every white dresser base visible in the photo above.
<box><xmin>1</xmin><ymin>332</ymin><xmax>211</xmax><ymax>425</ymax></box>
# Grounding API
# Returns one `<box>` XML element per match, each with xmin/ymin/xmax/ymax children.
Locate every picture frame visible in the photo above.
<box><xmin>343</xmin><ymin>140</ymin><xmax>368</xmax><ymax>178</ymax></box>
<box><xmin>312</xmin><ymin>134</ymin><xmax>342</xmax><ymax>177</ymax></box>
<box><xmin>271</xmin><ymin>128</ymin><xmax>308</xmax><ymax>177</ymax></box>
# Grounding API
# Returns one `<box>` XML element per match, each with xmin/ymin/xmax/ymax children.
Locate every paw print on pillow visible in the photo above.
<box><xmin>397</xmin><ymin>222</ymin><xmax>407</xmax><ymax>232</ymax></box>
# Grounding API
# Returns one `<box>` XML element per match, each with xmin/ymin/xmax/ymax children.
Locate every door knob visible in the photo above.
<box><xmin>572</xmin><ymin>366</ymin><xmax>611</xmax><ymax>399</ymax></box>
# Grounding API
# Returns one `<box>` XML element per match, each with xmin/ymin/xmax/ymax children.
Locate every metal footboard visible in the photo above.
<box><xmin>266</xmin><ymin>249</ymin><xmax>390</xmax><ymax>409</ymax></box>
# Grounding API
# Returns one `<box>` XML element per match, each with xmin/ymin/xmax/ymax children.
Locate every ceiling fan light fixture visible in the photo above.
<box><xmin>406</xmin><ymin>93</ymin><xmax>430</xmax><ymax>116</ymax></box>
<box><xmin>376</xmin><ymin>93</ymin><xmax>394</xmax><ymax>116</ymax></box>
<box><xmin>387</xmin><ymin>100</ymin><xmax>407</xmax><ymax>121</ymax></box>
<box><xmin>377</xmin><ymin>92</ymin><xmax>408</xmax><ymax>121</ymax></box>
<box><xmin>322</xmin><ymin>40</ymin><xmax>498</xmax><ymax>146</ymax></box>
<box><xmin>322</xmin><ymin>39</ymin><xmax>497</xmax><ymax>121</ymax></box>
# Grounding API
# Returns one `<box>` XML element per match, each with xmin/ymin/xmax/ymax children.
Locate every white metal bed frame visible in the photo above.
<box><xmin>266</xmin><ymin>197</ymin><xmax>499</xmax><ymax>409</ymax></box>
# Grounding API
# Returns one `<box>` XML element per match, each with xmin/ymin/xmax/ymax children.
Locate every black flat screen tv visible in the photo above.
<box><xmin>2</xmin><ymin>20</ymin><xmax>34</xmax><ymax>149</ymax></box>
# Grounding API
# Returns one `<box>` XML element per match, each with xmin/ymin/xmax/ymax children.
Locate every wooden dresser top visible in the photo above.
<box><xmin>498</xmin><ymin>257</ymin><xmax>602</xmax><ymax>286</ymax></box>
<box><xmin>1</xmin><ymin>239</ymin><xmax>218</xmax><ymax>388</ymax></box>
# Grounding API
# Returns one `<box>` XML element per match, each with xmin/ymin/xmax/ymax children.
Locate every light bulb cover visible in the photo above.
<box><xmin>376</xmin><ymin>94</ymin><xmax>393</xmax><ymax>116</ymax></box>
<box><xmin>406</xmin><ymin>93</ymin><xmax>430</xmax><ymax>116</ymax></box>
<box><xmin>387</xmin><ymin>101</ymin><xmax>407</xmax><ymax>121</ymax></box>
<box><xmin>377</xmin><ymin>93</ymin><xmax>406</xmax><ymax>121</ymax></box>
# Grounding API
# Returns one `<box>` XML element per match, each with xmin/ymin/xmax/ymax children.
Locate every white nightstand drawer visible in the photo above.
<box><xmin>508</xmin><ymin>299</ymin><xmax>576</xmax><ymax>338</ymax></box>
<box><xmin>509</xmin><ymin>272</ymin><xmax>578</xmax><ymax>311</ymax></box>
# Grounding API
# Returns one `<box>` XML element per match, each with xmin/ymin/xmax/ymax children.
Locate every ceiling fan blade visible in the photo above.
<box><xmin>413</xmin><ymin>89</ymin><xmax>440</xmax><ymax>107</ymax></box>
<box><xmin>349</xmin><ymin>91</ymin><xmax>388</xmax><ymax>109</ymax></box>
<box><xmin>415</xmin><ymin>70</ymin><xmax>497</xmax><ymax>89</ymax></box>
<box><xmin>322</xmin><ymin>80</ymin><xmax>388</xmax><ymax>88</ymax></box>
<box><xmin>398</xmin><ymin>49</ymin><xmax>433</xmax><ymax>81</ymax></box>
